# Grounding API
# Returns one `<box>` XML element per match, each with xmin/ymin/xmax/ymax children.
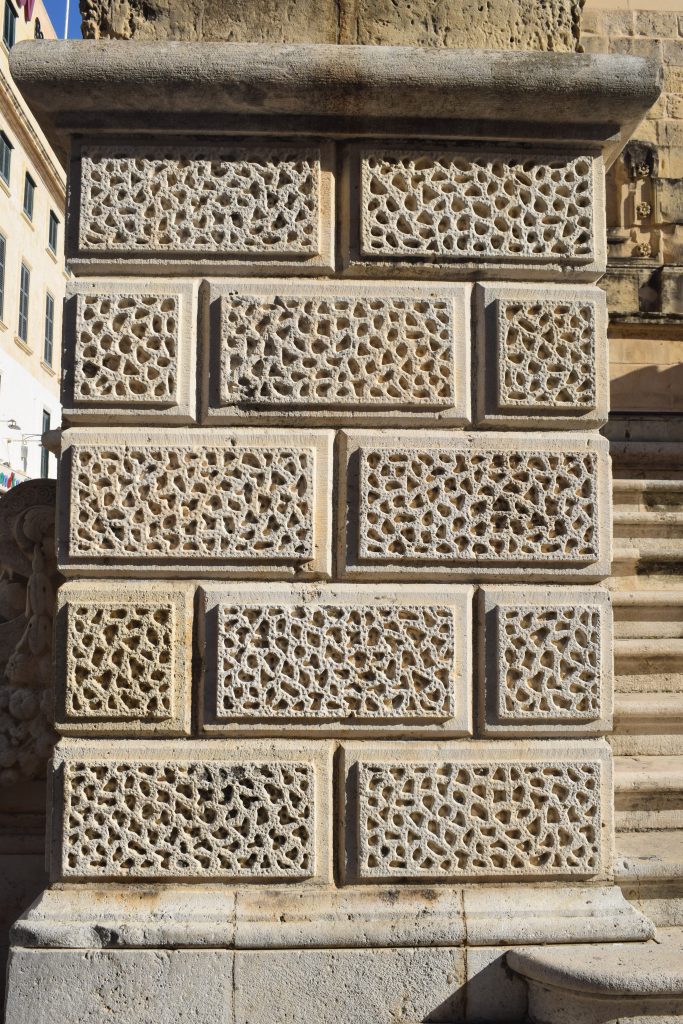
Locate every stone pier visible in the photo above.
<box><xmin>3</xmin><ymin>31</ymin><xmax>676</xmax><ymax>1024</ymax></box>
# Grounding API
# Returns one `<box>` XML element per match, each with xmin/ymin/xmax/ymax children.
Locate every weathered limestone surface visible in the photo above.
<box><xmin>79</xmin><ymin>0</ymin><xmax>584</xmax><ymax>50</ymax></box>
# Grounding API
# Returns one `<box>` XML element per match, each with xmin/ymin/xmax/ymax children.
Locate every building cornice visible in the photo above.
<box><xmin>0</xmin><ymin>63</ymin><xmax>65</xmax><ymax>205</ymax></box>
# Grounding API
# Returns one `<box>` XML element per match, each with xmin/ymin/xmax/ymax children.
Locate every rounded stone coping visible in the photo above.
<box><xmin>508</xmin><ymin>930</ymin><xmax>683</xmax><ymax>998</ymax></box>
<box><xmin>10</xmin><ymin>41</ymin><xmax>662</xmax><ymax>163</ymax></box>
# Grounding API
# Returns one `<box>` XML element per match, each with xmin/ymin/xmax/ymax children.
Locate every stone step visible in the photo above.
<box><xmin>615</xmin><ymin>830</ymin><xmax>683</xmax><ymax>927</ymax></box>
<box><xmin>614</xmin><ymin>756</ymin><xmax>683</xmax><ymax>831</ymax></box>
<box><xmin>508</xmin><ymin>927</ymin><xmax>683</xmax><ymax>1024</ymax></box>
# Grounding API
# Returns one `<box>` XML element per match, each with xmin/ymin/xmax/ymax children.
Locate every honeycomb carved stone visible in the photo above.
<box><xmin>200</xmin><ymin>584</ymin><xmax>472</xmax><ymax>734</ymax></box>
<box><xmin>348</xmin><ymin>750</ymin><xmax>605</xmax><ymax>880</ymax></box>
<box><xmin>59</xmin><ymin>429</ymin><xmax>332</xmax><ymax>577</ymax></box>
<box><xmin>55</xmin><ymin>582</ymin><xmax>194</xmax><ymax>735</ymax></box>
<box><xmin>59</xmin><ymin>755</ymin><xmax>315</xmax><ymax>880</ymax></box>
<box><xmin>340</xmin><ymin>431</ymin><xmax>610</xmax><ymax>581</ymax></box>
<box><xmin>209</xmin><ymin>281</ymin><xmax>470</xmax><ymax>423</ymax></box>
<box><xmin>357</xmin><ymin>150</ymin><xmax>596</xmax><ymax>264</ymax></box>
<box><xmin>76</xmin><ymin>143</ymin><xmax>332</xmax><ymax>268</ymax></box>
<box><xmin>475</xmin><ymin>284</ymin><xmax>608</xmax><ymax>428</ymax></box>
<box><xmin>478</xmin><ymin>587</ymin><xmax>613</xmax><ymax>737</ymax></box>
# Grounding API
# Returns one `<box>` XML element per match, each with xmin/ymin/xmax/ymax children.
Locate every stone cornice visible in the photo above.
<box><xmin>10</xmin><ymin>41</ymin><xmax>662</xmax><ymax>167</ymax></box>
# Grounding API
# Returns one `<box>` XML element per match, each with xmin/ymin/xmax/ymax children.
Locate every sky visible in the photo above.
<box><xmin>42</xmin><ymin>0</ymin><xmax>83</xmax><ymax>38</ymax></box>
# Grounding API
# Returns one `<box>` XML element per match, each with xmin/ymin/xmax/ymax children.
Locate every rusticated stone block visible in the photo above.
<box><xmin>475</xmin><ymin>284</ymin><xmax>608</xmax><ymax>428</ymax></box>
<box><xmin>341</xmin><ymin>739</ymin><xmax>612</xmax><ymax>882</ymax></box>
<box><xmin>72</xmin><ymin>141</ymin><xmax>334</xmax><ymax>274</ymax></box>
<box><xmin>52</xmin><ymin>739</ymin><xmax>333</xmax><ymax>882</ymax></box>
<box><xmin>478</xmin><ymin>586</ymin><xmax>613</xmax><ymax>736</ymax></box>
<box><xmin>339</xmin><ymin>431</ymin><xmax>611</xmax><ymax>582</ymax></box>
<box><xmin>62</xmin><ymin>280</ymin><xmax>198</xmax><ymax>424</ymax></box>
<box><xmin>204</xmin><ymin>280</ymin><xmax>470</xmax><ymax>425</ymax></box>
<box><xmin>342</xmin><ymin>147</ymin><xmax>605</xmax><ymax>279</ymax></box>
<box><xmin>58</xmin><ymin>428</ymin><xmax>332</xmax><ymax>578</ymax></box>
<box><xmin>55</xmin><ymin>581</ymin><xmax>194</xmax><ymax>735</ymax></box>
<box><xmin>199</xmin><ymin>583</ymin><xmax>472</xmax><ymax>736</ymax></box>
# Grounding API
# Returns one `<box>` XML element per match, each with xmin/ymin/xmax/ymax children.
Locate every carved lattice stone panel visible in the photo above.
<box><xmin>478</xmin><ymin>587</ymin><xmax>613</xmax><ymax>737</ymax></box>
<box><xmin>59</xmin><ymin>429</ymin><xmax>332</xmax><ymax>577</ymax></box>
<box><xmin>58</xmin><ymin>755</ymin><xmax>315</xmax><ymax>880</ymax></box>
<box><xmin>475</xmin><ymin>284</ymin><xmax>608</xmax><ymax>428</ymax></box>
<box><xmin>207</xmin><ymin>281</ymin><xmax>470</xmax><ymax>424</ymax></box>
<box><xmin>340</xmin><ymin>431</ymin><xmax>611</xmax><ymax>581</ymax></box>
<box><xmin>55</xmin><ymin>582</ymin><xmax>194</xmax><ymax>735</ymax></box>
<box><xmin>199</xmin><ymin>584</ymin><xmax>472</xmax><ymax>735</ymax></box>
<box><xmin>355</xmin><ymin>149</ymin><xmax>598</xmax><ymax>265</ymax></box>
<box><xmin>342</xmin><ymin>741</ymin><xmax>610</xmax><ymax>881</ymax></box>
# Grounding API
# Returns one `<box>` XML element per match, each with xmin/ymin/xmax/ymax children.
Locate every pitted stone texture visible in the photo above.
<box><xmin>206</xmin><ymin>280</ymin><xmax>470</xmax><ymax>425</ymax></box>
<box><xmin>342</xmin><ymin>740</ymin><xmax>611</xmax><ymax>882</ymax></box>
<box><xmin>479</xmin><ymin>587</ymin><xmax>613</xmax><ymax>737</ymax></box>
<box><xmin>57</xmin><ymin>756</ymin><xmax>314</xmax><ymax>881</ymax></box>
<box><xmin>58</xmin><ymin>428</ymin><xmax>332</xmax><ymax>578</ymax></box>
<box><xmin>63</xmin><ymin>280</ymin><xmax>198</xmax><ymax>424</ymax></box>
<box><xmin>355</xmin><ymin>149</ymin><xmax>596</xmax><ymax>265</ymax></box>
<box><xmin>73</xmin><ymin>142</ymin><xmax>334</xmax><ymax>273</ymax></box>
<box><xmin>199</xmin><ymin>583</ymin><xmax>472</xmax><ymax>736</ymax></box>
<box><xmin>55</xmin><ymin>582</ymin><xmax>193</xmax><ymax>735</ymax></box>
<box><xmin>476</xmin><ymin>284</ymin><xmax>608</xmax><ymax>428</ymax></box>
<box><xmin>339</xmin><ymin>431</ymin><xmax>611</xmax><ymax>582</ymax></box>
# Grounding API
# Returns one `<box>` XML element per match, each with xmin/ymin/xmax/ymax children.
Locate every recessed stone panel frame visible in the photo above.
<box><xmin>50</xmin><ymin>738</ymin><xmax>334</xmax><ymax>885</ymax></box>
<box><xmin>57</xmin><ymin>427</ymin><xmax>333</xmax><ymax>579</ymax></box>
<box><xmin>340</xmin><ymin>145</ymin><xmax>606</xmax><ymax>281</ymax></box>
<box><xmin>340</xmin><ymin>739</ymin><xmax>613</xmax><ymax>884</ymax></box>
<box><xmin>475</xmin><ymin>283</ymin><xmax>608</xmax><ymax>429</ymax></box>
<box><xmin>198</xmin><ymin>583</ymin><xmax>473</xmax><ymax>738</ymax></box>
<box><xmin>54</xmin><ymin>581</ymin><xmax>194</xmax><ymax>737</ymax></box>
<box><xmin>477</xmin><ymin>586</ymin><xmax>614</xmax><ymax>737</ymax></box>
<box><xmin>202</xmin><ymin>279</ymin><xmax>471</xmax><ymax>426</ymax></box>
<box><xmin>338</xmin><ymin>431</ymin><xmax>612</xmax><ymax>583</ymax></box>
<box><xmin>61</xmin><ymin>279</ymin><xmax>199</xmax><ymax>425</ymax></box>
<box><xmin>67</xmin><ymin>138</ymin><xmax>335</xmax><ymax>277</ymax></box>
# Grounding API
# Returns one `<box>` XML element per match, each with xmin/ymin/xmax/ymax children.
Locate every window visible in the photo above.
<box><xmin>18</xmin><ymin>262</ymin><xmax>29</xmax><ymax>342</ymax></box>
<box><xmin>48</xmin><ymin>210</ymin><xmax>59</xmax><ymax>254</ymax></box>
<box><xmin>44</xmin><ymin>292</ymin><xmax>54</xmax><ymax>365</ymax></box>
<box><xmin>40</xmin><ymin>409</ymin><xmax>50</xmax><ymax>478</ymax></box>
<box><xmin>22</xmin><ymin>173</ymin><xmax>35</xmax><ymax>221</ymax></box>
<box><xmin>0</xmin><ymin>234</ymin><xmax>5</xmax><ymax>322</ymax></box>
<box><xmin>2</xmin><ymin>1</ymin><xmax>16</xmax><ymax>50</ymax></box>
<box><xmin>0</xmin><ymin>131</ymin><xmax>11</xmax><ymax>186</ymax></box>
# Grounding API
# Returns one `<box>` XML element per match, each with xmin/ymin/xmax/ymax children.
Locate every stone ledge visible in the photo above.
<box><xmin>9</xmin><ymin>43</ymin><xmax>662</xmax><ymax>167</ymax></box>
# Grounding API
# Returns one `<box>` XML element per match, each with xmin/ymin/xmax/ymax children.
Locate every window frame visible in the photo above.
<box><xmin>0</xmin><ymin>233</ymin><xmax>6</xmax><ymax>323</ymax></box>
<box><xmin>0</xmin><ymin>131</ymin><xmax>12</xmax><ymax>186</ymax></box>
<box><xmin>2</xmin><ymin>1</ymin><xmax>16</xmax><ymax>51</ymax></box>
<box><xmin>22</xmin><ymin>172</ymin><xmax>35</xmax><ymax>222</ymax></box>
<box><xmin>40</xmin><ymin>409</ymin><xmax>50</xmax><ymax>478</ymax></box>
<box><xmin>48</xmin><ymin>210</ymin><xmax>59</xmax><ymax>254</ymax></box>
<box><xmin>17</xmin><ymin>261</ymin><xmax>30</xmax><ymax>343</ymax></box>
<box><xmin>43</xmin><ymin>291</ymin><xmax>54</xmax><ymax>366</ymax></box>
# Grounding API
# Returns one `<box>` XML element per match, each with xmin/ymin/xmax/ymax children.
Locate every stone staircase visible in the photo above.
<box><xmin>610</xmin><ymin>445</ymin><xmax>683</xmax><ymax>927</ymax></box>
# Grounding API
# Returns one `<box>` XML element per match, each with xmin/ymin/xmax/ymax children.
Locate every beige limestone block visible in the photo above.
<box><xmin>341</xmin><ymin>739</ymin><xmax>613</xmax><ymax>883</ymax></box>
<box><xmin>198</xmin><ymin>582</ymin><xmax>472</xmax><ymax>737</ymax></box>
<box><xmin>478</xmin><ymin>586</ymin><xmax>614</xmax><ymax>737</ymax></box>
<box><xmin>54</xmin><ymin>581</ymin><xmax>194</xmax><ymax>736</ymax></box>
<box><xmin>62</xmin><ymin>279</ymin><xmax>198</xmax><ymax>424</ymax></box>
<box><xmin>475</xmin><ymin>283</ymin><xmax>609</xmax><ymax>429</ymax></box>
<box><xmin>57</xmin><ymin>427</ymin><xmax>333</xmax><ymax>578</ymax></box>
<box><xmin>342</xmin><ymin>146</ymin><xmax>607</xmax><ymax>281</ymax></box>
<box><xmin>4</xmin><ymin>948</ymin><xmax>233</xmax><ymax>1024</ymax></box>
<box><xmin>339</xmin><ymin>430</ymin><xmax>612</xmax><ymax>582</ymax></box>
<box><xmin>203</xmin><ymin>279</ymin><xmax>471</xmax><ymax>426</ymax></box>
<box><xmin>70</xmin><ymin>140</ymin><xmax>335</xmax><ymax>276</ymax></box>
<box><xmin>51</xmin><ymin>738</ymin><xmax>333</xmax><ymax>883</ymax></box>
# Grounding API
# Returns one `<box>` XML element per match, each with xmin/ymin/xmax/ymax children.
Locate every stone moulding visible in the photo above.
<box><xmin>61</xmin><ymin>279</ymin><xmax>199</xmax><ymax>425</ymax></box>
<box><xmin>339</xmin><ymin>430</ymin><xmax>612</xmax><ymax>582</ymax></box>
<box><xmin>475</xmin><ymin>282</ymin><xmax>609</xmax><ymax>429</ymax></box>
<box><xmin>50</xmin><ymin>739</ymin><xmax>334</xmax><ymax>884</ymax></box>
<box><xmin>198</xmin><ymin>583</ymin><xmax>472</xmax><ymax>737</ymax></box>
<box><xmin>54</xmin><ymin>581</ymin><xmax>195</xmax><ymax>736</ymax></box>
<box><xmin>68</xmin><ymin>139</ymin><xmax>335</xmax><ymax>276</ymax></box>
<box><xmin>341</xmin><ymin>739</ymin><xmax>613</xmax><ymax>884</ymax></box>
<box><xmin>341</xmin><ymin>146</ymin><xmax>607</xmax><ymax>281</ymax></box>
<box><xmin>204</xmin><ymin>279</ymin><xmax>471</xmax><ymax>426</ymax></box>
<box><xmin>478</xmin><ymin>586</ymin><xmax>614</xmax><ymax>737</ymax></box>
<box><xmin>57</xmin><ymin>427</ymin><xmax>333</xmax><ymax>578</ymax></box>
